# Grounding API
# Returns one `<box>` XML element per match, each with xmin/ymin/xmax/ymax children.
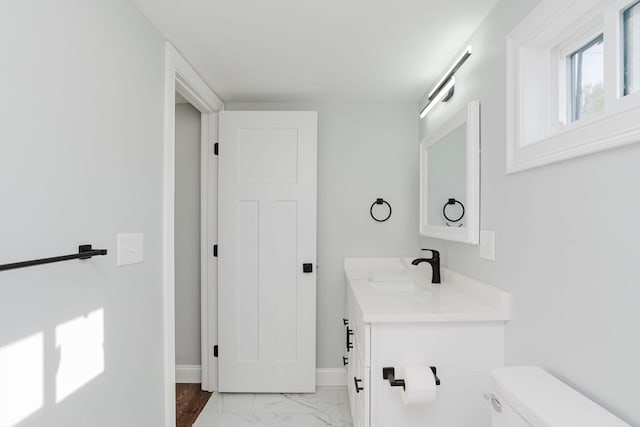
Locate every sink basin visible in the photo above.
<box><xmin>369</xmin><ymin>281</ymin><xmax>417</xmax><ymax>292</ymax></box>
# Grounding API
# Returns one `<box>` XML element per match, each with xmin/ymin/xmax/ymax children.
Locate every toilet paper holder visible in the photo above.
<box><xmin>382</xmin><ymin>366</ymin><xmax>441</xmax><ymax>390</ymax></box>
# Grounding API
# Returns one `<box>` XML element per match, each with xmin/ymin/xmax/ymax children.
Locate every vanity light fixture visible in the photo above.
<box><xmin>419</xmin><ymin>45</ymin><xmax>473</xmax><ymax>118</ymax></box>
<box><xmin>419</xmin><ymin>77</ymin><xmax>456</xmax><ymax>118</ymax></box>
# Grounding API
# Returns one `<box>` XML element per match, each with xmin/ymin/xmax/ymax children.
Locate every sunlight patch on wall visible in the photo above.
<box><xmin>0</xmin><ymin>332</ymin><xmax>44</xmax><ymax>427</ymax></box>
<box><xmin>55</xmin><ymin>309</ymin><xmax>104</xmax><ymax>403</ymax></box>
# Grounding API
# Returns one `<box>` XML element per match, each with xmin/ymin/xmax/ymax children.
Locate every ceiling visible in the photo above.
<box><xmin>134</xmin><ymin>0</ymin><xmax>498</xmax><ymax>103</ymax></box>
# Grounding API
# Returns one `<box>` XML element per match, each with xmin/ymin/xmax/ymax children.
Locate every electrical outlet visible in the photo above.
<box><xmin>480</xmin><ymin>231</ymin><xmax>495</xmax><ymax>261</ymax></box>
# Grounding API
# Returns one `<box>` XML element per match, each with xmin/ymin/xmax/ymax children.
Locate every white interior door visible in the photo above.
<box><xmin>218</xmin><ymin>111</ymin><xmax>317</xmax><ymax>392</ymax></box>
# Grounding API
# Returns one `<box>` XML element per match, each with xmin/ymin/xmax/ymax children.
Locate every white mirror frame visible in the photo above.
<box><xmin>419</xmin><ymin>100</ymin><xmax>480</xmax><ymax>244</ymax></box>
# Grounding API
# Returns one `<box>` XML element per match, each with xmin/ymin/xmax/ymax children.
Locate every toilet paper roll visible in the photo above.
<box><xmin>399</xmin><ymin>366</ymin><xmax>437</xmax><ymax>405</ymax></box>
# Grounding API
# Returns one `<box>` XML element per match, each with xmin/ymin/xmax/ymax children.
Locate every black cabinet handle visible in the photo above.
<box><xmin>343</xmin><ymin>356</ymin><xmax>349</xmax><ymax>366</ymax></box>
<box><xmin>430</xmin><ymin>366</ymin><xmax>441</xmax><ymax>386</ymax></box>
<box><xmin>353</xmin><ymin>377</ymin><xmax>364</xmax><ymax>393</ymax></box>
<box><xmin>346</xmin><ymin>327</ymin><xmax>354</xmax><ymax>352</ymax></box>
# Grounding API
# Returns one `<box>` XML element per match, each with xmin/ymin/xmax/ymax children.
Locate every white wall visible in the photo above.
<box><xmin>419</xmin><ymin>0</ymin><xmax>640</xmax><ymax>424</ymax></box>
<box><xmin>0</xmin><ymin>1</ymin><xmax>166</xmax><ymax>426</ymax></box>
<box><xmin>174</xmin><ymin>103</ymin><xmax>201</xmax><ymax>366</ymax></box>
<box><xmin>226</xmin><ymin>102</ymin><xmax>420</xmax><ymax>369</ymax></box>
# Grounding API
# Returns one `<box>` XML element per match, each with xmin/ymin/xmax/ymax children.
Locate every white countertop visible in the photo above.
<box><xmin>345</xmin><ymin>257</ymin><xmax>510</xmax><ymax>323</ymax></box>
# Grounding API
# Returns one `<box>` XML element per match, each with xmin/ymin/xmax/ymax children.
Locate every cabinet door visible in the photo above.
<box><xmin>350</xmin><ymin>335</ymin><xmax>372</xmax><ymax>427</ymax></box>
<box><xmin>352</xmin><ymin>346</ymin><xmax>366</xmax><ymax>427</ymax></box>
<box><xmin>370</xmin><ymin>322</ymin><xmax>503</xmax><ymax>427</ymax></box>
<box><xmin>361</xmin><ymin>365</ymin><xmax>370</xmax><ymax>427</ymax></box>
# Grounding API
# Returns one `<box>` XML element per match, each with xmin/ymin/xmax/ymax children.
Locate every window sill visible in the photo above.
<box><xmin>507</xmin><ymin>102</ymin><xmax>640</xmax><ymax>173</ymax></box>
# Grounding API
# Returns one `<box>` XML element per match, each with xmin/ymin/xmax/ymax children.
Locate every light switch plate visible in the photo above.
<box><xmin>480</xmin><ymin>231</ymin><xmax>496</xmax><ymax>261</ymax></box>
<box><xmin>117</xmin><ymin>233</ymin><xmax>144</xmax><ymax>266</ymax></box>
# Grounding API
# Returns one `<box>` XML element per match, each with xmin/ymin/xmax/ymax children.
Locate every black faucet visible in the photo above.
<box><xmin>411</xmin><ymin>249</ymin><xmax>441</xmax><ymax>284</ymax></box>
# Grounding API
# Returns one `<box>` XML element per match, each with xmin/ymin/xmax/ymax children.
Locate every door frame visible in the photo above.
<box><xmin>162</xmin><ymin>42</ymin><xmax>223</xmax><ymax>427</ymax></box>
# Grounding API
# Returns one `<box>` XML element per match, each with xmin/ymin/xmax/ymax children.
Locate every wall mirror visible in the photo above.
<box><xmin>419</xmin><ymin>100</ymin><xmax>480</xmax><ymax>244</ymax></box>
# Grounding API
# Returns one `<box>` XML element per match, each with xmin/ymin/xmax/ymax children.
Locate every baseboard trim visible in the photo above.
<box><xmin>316</xmin><ymin>368</ymin><xmax>346</xmax><ymax>387</ymax></box>
<box><xmin>176</xmin><ymin>365</ymin><xmax>201</xmax><ymax>383</ymax></box>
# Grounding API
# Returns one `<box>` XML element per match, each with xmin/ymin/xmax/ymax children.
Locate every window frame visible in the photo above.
<box><xmin>551</xmin><ymin>18</ymin><xmax>605</xmax><ymax>130</ymax></box>
<box><xmin>568</xmin><ymin>33</ymin><xmax>605</xmax><ymax>122</ymax></box>
<box><xmin>506</xmin><ymin>0</ymin><xmax>640</xmax><ymax>173</ymax></box>
<box><xmin>623</xmin><ymin>0</ymin><xmax>640</xmax><ymax>96</ymax></box>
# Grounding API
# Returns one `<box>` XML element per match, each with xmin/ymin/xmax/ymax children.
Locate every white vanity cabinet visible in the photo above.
<box><xmin>343</xmin><ymin>258</ymin><xmax>510</xmax><ymax>427</ymax></box>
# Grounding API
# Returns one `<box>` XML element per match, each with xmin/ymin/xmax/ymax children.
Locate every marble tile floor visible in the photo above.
<box><xmin>192</xmin><ymin>387</ymin><xmax>353</xmax><ymax>427</ymax></box>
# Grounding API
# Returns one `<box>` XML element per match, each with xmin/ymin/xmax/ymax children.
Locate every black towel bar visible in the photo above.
<box><xmin>0</xmin><ymin>245</ymin><xmax>108</xmax><ymax>272</ymax></box>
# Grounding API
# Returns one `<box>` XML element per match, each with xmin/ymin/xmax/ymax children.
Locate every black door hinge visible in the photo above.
<box><xmin>214</xmin><ymin>143</ymin><xmax>219</xmax><ymax>156</ymax></box>
<box><xmin>213</xmin><ymin>244</ymin><xmax>218</xmax><ymax>257</ymax></box>
<box><xmin>214</xmin><ymin>345</ymin><xmax>218</xmax><ymax>357</ymax></box>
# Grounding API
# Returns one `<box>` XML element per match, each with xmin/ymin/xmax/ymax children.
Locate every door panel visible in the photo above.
<box><xmin>274</xmin><ymin>200</ymin><xmax>298</xmax><ymax>361</ymax></box>
<box><xmin>218</xmin><ymin>111</ymin><xmax>317</xmax><ymax>392</ymax></box>
<box><xmin>235</xmin><ymin>200</ymin><xmax>260</xmax><ymax>362</ymax></box>
<box><xmin>237</xmin><ymin>128</ymin><xmax>299</xmax><ymax>183</ymax></box>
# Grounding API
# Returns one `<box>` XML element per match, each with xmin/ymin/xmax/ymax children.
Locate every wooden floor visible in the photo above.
<box><xmin>176</xmin><ymin>383</ymin><xmax>212</xmax><ymax>427</ymax></box>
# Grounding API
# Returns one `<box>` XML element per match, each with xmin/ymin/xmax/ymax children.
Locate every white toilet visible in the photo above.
<box><xmin>487</xmin><ymin>366</ymin><xmax>630</xmax><ymax>427</ymax></box>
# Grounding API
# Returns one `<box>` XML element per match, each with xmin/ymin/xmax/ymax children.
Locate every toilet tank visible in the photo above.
<box><xmin>487</xmin><ymin>366</ymin><xmax>630</xmax><ymax>427</ymax></box>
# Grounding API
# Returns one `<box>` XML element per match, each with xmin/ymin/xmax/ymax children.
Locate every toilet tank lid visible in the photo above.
<box><xmin>491</xmin><ymin>366</ymin><xmax>630</xmax><ymax>427</ymax></box>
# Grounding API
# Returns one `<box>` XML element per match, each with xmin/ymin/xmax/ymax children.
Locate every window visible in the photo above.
<box><xmin>624</xmin><ymin>0</ymin><xmax>640</xmax><ymax>96</ymax></box>
<box><xmin>569</xmin><ymin>34</ymin><xmax>604</xmax><ymax>122</ymax></box>
<box><xmin>506</xmin><ymin>0</ymin><xmax>640</xmax><ymax>173</ymax></box>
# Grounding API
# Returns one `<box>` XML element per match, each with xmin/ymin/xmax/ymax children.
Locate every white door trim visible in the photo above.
<box><xmin>163</xmin><ymin>42</ymin><xmax>223</xmax><ymax>427</ymax></box>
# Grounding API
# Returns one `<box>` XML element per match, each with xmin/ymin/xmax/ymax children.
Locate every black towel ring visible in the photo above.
<box><xmin>442</xmin><ymin>198</ymin><xmax>465</xmax><ymax>223</ymax></box>
<box><xmin>370</xmin><ymin>198</ymin><xmax>392</xmax><ymax>222</ymax></box>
